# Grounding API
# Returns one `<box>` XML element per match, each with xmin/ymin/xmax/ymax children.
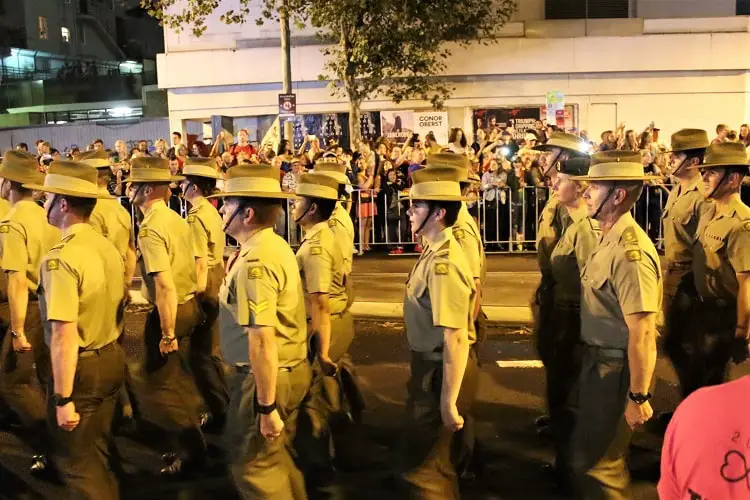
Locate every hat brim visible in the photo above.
<box><xmin>532</xmin><ymin>143</ymin><xmax>588</xmax><ymax>155</ymax></box>
<box><xmin>127</xmin><ymin>175</ymin><xmax>186</xmax><ymax>183</ymax></box>
<box><xmin>570</xmin><ymin>175</ymin><xmax>663</xmax><ymax>182</ymax></box>
<box><xmin>315</xmin><ymin>171</ymin><xmax>348</xmax><ymax>184</ymax></box>
<box><xmin>399</xmin><ymin>195</ymin><xmax>471</xmax><ymax>203</ymax></box>
<box><xmin>207</xmin><ymin>190</ymin><xmax>296</xmax><ymax>200</ymax></box>
<box><xmin>184</xmin><ymin>171</ymin><xmax>221</xmax><ymax>180</ymax></box>
<box><xmin>0</xmin><ymin>170</ymin><xmax>44</xmax><ymax>186</ymax></box>
<box><xmin>295</xmin><ymin>193</ymin><xmax>339</xmax><ymax>201</ymax></box>
<box><xmin>689</xmin><ymin>162</ymin><xmax>750</xmax><ymax>170</ymax></box>
<box><xmin>23</xmin><ymin>183</ymin><xmax>113</xmax><ymax>199</ymax></box>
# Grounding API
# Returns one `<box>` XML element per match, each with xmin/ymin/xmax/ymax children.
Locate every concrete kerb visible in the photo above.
<box><xmin>128</xmin><ymin>291</ymin><xmax>533</xmax><ymax>325</ymax></box>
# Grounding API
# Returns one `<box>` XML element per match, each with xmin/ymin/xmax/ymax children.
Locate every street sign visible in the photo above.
<box><xmin>278</xmin><ymin>93</ymin><xmax>296</xmax><ymax>118</ymax></box>
<box><xmin>545</xmin><ymin>91</ymin><xmax>564</xmax><ymax>123</ymax></box>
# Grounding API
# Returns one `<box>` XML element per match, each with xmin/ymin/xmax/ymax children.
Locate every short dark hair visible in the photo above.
<box><xmin>172</xmin><ymin>131</ymin><xmax>182</xmax><ymax>139</ymax></box>
<box><xmin>728</xmin><ymin>166</ymin><xmax>748</xmax><ymax>177</ymax></box>
<box><xmin>337</xmin><ymin>184</ymin><xmax>349</xmax><ymax>200</ymax></box>
<box><xmin>429</xmin><ymin>200</ymin><xmax>461</xmax><ymax>227</ymax></box>
<box><xmin>683</xmin><ymin>149</ymin><xmax>706</xmax><ymax>164</ymax></box>
<box><xmin>186</xmin><ymin>175</ymin><xmax>217</xmax><ymax>197</ymax></box>
<box><xmin>16</xmin><ymin>143</ymin><xmax>28</xmax><ymax>151</ymax></box>
<box><xmin>310</xmin><ymin>198</ymin><xmax>336</xmax><ymax>221</ymax></box>
<box><xmin>226</xmin><ymin>197</ymin><xmax>281</xmax><ymax>227</ymax></box>
<box><xmin>717</xmin><ymin>124</ymin><xmax>728</xmax><ymax>134</ymax></box>
<box><xmin>9</xmin><ymin>181</ymin><xmax>31</xmax><ymax>196</ymax></box>
<box><xmin>93</xmin><ymin>138</ymin><xmax>104</xmax><ymax>145</ymax></box>
<box><xmin>61</xmin><ymin>196</ymin><xmax>97</xmax><ymax>218</ymax></box>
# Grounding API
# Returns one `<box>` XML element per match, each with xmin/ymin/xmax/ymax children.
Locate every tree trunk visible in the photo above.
<box><xmin>348</xmin><ymin>92</ymin><xmax>362</xmax><ymax>150</ymax></box>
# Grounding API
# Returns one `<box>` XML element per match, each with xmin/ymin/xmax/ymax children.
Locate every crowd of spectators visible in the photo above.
<box><xmin>6</xmin><ymin>118</ymin><xmax>750</xmax><ymax>254</ymax></box>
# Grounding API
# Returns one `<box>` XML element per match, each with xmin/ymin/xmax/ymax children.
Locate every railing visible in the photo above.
<box><xmin>117</xmin><ymin>184</ymin><xmax>670</xmax><ymax>254</ymax></box>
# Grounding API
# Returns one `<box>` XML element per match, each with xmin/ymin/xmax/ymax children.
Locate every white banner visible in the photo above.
<box><xmin>414</xmin><ymin>111</ymin><xmax>449</xmax><ymax>146</ymax></box>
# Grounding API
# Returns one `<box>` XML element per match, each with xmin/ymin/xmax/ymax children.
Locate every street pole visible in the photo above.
<box><xmin>281</xmin><ymin>7</ymin><xmax>293</xmax><ymax>143</ymax></box>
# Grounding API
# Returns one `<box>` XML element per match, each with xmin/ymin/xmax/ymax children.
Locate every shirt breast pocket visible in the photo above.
<box><xmin>407</xmin><ymin>276</ymin><xmax>428</xmax><ymax>300</ymax></box>
<box><xmin>585</xmin><ymin>272</ymin><xmax>609</xmax><ymax>293</ymax></box>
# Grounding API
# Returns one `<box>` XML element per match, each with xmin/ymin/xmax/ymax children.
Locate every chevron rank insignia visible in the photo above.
<box><xmin>625</xmin><ymin>249</ymin><xmax>641</xmax><ymax>262</ymax></box>
<box><xmin>328</xmin><ymin>219</ymin><xmax>336</xmax><ymax>228</ymax></box>
<box><xmin>622</xmin><ymin>227</ymin><xmax>637</xmax><ymax>244</ymax></box>
<box><xmin>453</xmin><ymin>228</ymin><xmax>465</xmax><ymax>240</ymax></box>
<box><xmin>46</xmin><ymin>259</ymin><xmax>59</xmax><ymax>271</ymax></box>
<box><xmin>248</xmin><ymin>266</ymin><xmax>262</xmax><ymax>279</ymax></box>
<box><xmin>139</xmin><ymin>229</ymin><xmax>149</xmax><ymax>238</ymax></box>
<box><xmin>248</xmin><ymin>300</ymin><xmax>268</xmax><ymax>315</ymax></box>
<box><xmin>435</xmin><ymin>263</ymin><xmax>449</xmax><ymax>275</ymax></box>
<box><xmin>311</xmin><ymin>246</ymin><xmax>322</xmax><ymax>255</ymax></box>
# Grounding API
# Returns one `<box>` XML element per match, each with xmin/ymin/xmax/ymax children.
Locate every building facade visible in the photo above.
<box><xmin>157</xmin><ymin>0</ymin><xmax>750</xmax><ymax>143</ymax></box>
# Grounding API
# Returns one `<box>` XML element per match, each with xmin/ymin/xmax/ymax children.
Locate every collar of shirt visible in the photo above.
<box><xmin>301</xmin><ymin>220</ymin><xmax>327</xmax><ymax>244</ymax></box>
<box><xmin>567</xmin><ymin>203</ymin><xmax>588</xmax><ymax>224</ymax></box>
<box><xmin>715</xmin><ymin>196</ymin><xmax>745</xmax><ymax>219</ymax></box>
<box><xmin>239</xmin><ymin>226</ymin><xmax>273</xmax><ymax>258</ymax></box>
<box><xmin>188</xmin><ymin>196</ymin><xmax>207</xmax><ymax>215</ymax></box>
<box><xmin>142</xmin><ymin>199</ymin><xmax>168</xmax><ymax>222</ymax></box>
<box><xmin>600</xmin><ymin>211</ymin><xmax>636</xmax><ymax>247</ymax></box>
<box><xmin>62</xmin><ymin>222</ymin><xmax>91</xmax><ymax>239</ymax></box>
<box><xmin>97</xmin><ymin>185</ymin><xmax>111</xmax><ymax>196</ymax></box>
<box><xmin>424</xmin><ymin>225</ymin><xmax>452</xmax><ymax>251</ymax></box>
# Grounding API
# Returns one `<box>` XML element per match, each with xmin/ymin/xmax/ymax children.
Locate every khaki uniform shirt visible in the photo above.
<box><xmin>580</xmin><ymin>212</ymin><xmax>662</xmax><ymax>349</ymax></box>
<box><xmin>550</xmin><ymin>204</ymin><xmax>600</xmax><ymax>305</ymax></box>
<box><xmin>0</xmin><ymin>199</ymin><xmax>61</xmax><ymax>293</ymax></box>
<box><xmin>404</xmin><ymin>227</ymin><xmax>476</xmax><ymax>352</ymax></box>
<box><xmin>692</xmin><ymin>197</ymin><xmax>750</xmax><ymax>300</ymax></box>
<box><xmin>138</xmin><ymin>200</ymin><xmax>196</xmax><ymax>304</ymax></box>
<box><xmin>0</xmin><ymin>198</ymin><xmax>10</xmax><ymax>223</ymax></box>
<box><xmin>39</xmin><ymin>224</ymin><xmax>124</xmax><ymax>350</ymax></box>
<box><xmin>89</xmin><ymin>188</ymin><xmax>132</xmax><ymax>262</ymax></box>
<box><xmin>187</xmin><ymin>197</ymin><xmax>225</xmax><ymax>268</ymax></box>
<box><xmin>662</xmin><ymin>176</ymin><xmax>713</xmax><ymax>265</ymax></box>
<box><xmin>296</xmin><ymin>221</ymin><xmax>348</xmax><ymax>316</ymax></box>
<box><xmin>454</xmin><ymin>203</ymin><xmax>486</xmax><ymax>285</ymax></box>
<box><xmin>330</xmin><ymin>202</ymin><xmax>354</xmax><ymax>275</ymax></box>
<box><xmin>219</xmin><ymin>227</ymin><xmax>307</xmax><ymax>368</ymax></box>
<box><xmin>537</xmin><ymin>192</ymin><xmax>572</xmax><ymax>275</ymax></box>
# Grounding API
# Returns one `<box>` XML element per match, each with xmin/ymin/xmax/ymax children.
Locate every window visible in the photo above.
<box><xmin>61</xmin><ymin>27</ymin><xmax>70</xmax><ymax>43</ymax></box>
<box><xmin>546</xmin><ymin>0</ymin><xmax>629</xmax><ymax>19</ymax></box>
<box><xmin>38</xmin><ymin>16</ymin><xmax>48</xmax><ymax>40</ymax></box>
<box><xmin>78</xmin><ymin>24</ymin><xmax>86</xmax><ymax>45</ymax></box>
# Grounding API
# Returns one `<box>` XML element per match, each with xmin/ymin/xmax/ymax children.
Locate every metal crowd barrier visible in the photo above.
<box><xmin>119</xmin><ymin>183</ymin><xmax>671</xmax><ymax>254</ymax></box>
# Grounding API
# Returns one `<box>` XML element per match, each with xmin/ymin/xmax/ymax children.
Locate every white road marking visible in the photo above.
<box><xmin>496</xmin><ymin>360</ymin><xmax>543</xmax><ymax>368</ymax></box>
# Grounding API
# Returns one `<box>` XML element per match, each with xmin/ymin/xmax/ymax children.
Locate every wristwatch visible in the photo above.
<box><xmin>53</xmin><ymin>394</ymin><xmax>74</xmax><ymax>407</ymax></box>
<box><xmin>628</xmin><ymin>391</ymin><xmax>652</xmax><ymax>405</ymax></box>
<box><xmin>161</xmin><ymin>335</ymin><xmax>176</xmax><ymax>345</ymax></box>
<box><xmin>254</xmin><ymin>399</ymin><xmax>277</xmax><ymax>415</ymax></box>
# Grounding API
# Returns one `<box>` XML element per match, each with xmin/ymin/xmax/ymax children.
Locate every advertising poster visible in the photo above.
<box><xmin>414</xmin><ymin>111</ymin><xmax>449</xmax><ymax>145</ymax></box>
<box><xmin>380</xmin><ymin>110</ymin><xmax>415</xmax><ymax>144</ymax></box>
<box><xmin>473</xmin><ymin>105</ymin><xmax>577</xmax><ymax>140</ymax></box>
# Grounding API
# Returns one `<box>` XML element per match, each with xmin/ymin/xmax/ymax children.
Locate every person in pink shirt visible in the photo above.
<box><xmin>659</xmin><ymin>375</ymin><xmax>750</xmax><ymax>499</ymax></box>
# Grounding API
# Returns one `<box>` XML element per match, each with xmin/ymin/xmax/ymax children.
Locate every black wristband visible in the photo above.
<box><xmin>628</xmin><ymin>391</ymin><xmax>652</xmax><ymax>405</ymax></box>
<box><xmin>161</xmin><ymin>335</ymin><xmax>175</xmax><ymax>345</ymax></box>
<box><xmin>53</xmin><ymin>394</ymin><xmax>73</xmax><ymax>407</ymax></box>
<box><xmin>254</xmin><ymin>395</ymin><xmax>277</xmax><ymax>415</ymax></box>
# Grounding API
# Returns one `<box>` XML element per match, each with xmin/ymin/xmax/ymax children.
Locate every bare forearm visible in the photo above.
<box><xmin>154</xmin><ymin>276</ymin><xmax>177</xmax><ymax>336</ymax></box>
<box><xmin>441</xmin><ymin>328</ymin><xmax>470</xmax><ymax>407</ymax></box>
<box><xmin>473</xmin><ymin>280</ymin><xmax>482</xmax><ymax>322</ymax></box>
<box><xmin>627</xmin><ymin>322</ymin><xmax>657</xmax><ymax>394</ymax></box>
<box><xmin>248</xmin><ymin>327</ymin><xmax>278</xmax><ymax>406</ymax></box>
<box><xmin>124</xmin><ymin>246</ymin><xmax>136</xmax><ymax>287</ymax></box>
<box><xmin>7</xmin><ymin>271</ymin><xmax>28</xmax><ymax>332</ymax></box>
<box><xmin>737</xmin><ymin>275</ymin><xmax>750</xmax><ymax>339</ymax></box>
<box><xmin>195</xmin><ymin>257</ymin><xmax>208</xmax><ymax>294</ymax></box>
<box><xmin>51</xmin><ymin>322</ymin><xmax>79</xmax><ymax>397</ymax></box>
<box><xmin>310</xmin><ymin>293</ymin><xmax>332</xmax><ymax>358</ymax></box>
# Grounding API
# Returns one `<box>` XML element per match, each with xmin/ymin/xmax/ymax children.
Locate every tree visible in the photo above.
<box><xmin>143</xmin><ymin>0</ymin><xmax>518</xmax><ymax>147</ymax></box>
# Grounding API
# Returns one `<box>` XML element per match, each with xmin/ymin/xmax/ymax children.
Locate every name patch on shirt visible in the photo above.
<box><xmin>248</xmin><ymin>266</ymin><xmax>262</xmax><ymax>279</ymax></box>
<box><xmin>47</xmin><ymin>259</ymin><xmax>60</xmax><ymax>271</ymax></box>
<box><xmin>435</xmin><ymin>263</ymin><xmax>449</xmax><ymax>275</ymax></box>
<box><xmin>311</xmin><ymin>246</ymin><xmax>322</xmax><ymax>255</ymax></box>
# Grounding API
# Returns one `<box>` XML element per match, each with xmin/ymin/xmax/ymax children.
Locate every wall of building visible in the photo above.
<box><xmin>635</xmin><ymin>0</ymin><xmax>736</xmax><ymax>19</ymax></box>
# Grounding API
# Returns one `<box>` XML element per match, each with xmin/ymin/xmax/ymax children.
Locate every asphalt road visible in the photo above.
<box><xmin>2</xmin><ymin>309</ymin><xmax>748</xmax><ymax>500</ymax></box>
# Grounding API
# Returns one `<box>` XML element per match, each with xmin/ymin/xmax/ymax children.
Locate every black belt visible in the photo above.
<box><xmin>697</xmin><ymin>296</ymin><xmax>733</xmax><ymax>308</ymax></box>
<box><xmin>233</xmin><ymin>363</ymin><xmax>299</xmax><ymax>375</ymax></box>
<box><xmin>554</xmin><ymin>301</ymin><xmax>580</xmax><ymax>310</ymax></box>
<box><xmin>667</xmin><ymin>262</ymin><xmax>691</xmax><ymax>271</ymax></box>
<box><xmin>79</xmin><ymin>341</ymin><xmax>117</xmax><ymax>358</ymax></box>
<box><xmin>584</xmin><ymin>344</ymin><xmax>626</xmax><ymax>359</ymax></box>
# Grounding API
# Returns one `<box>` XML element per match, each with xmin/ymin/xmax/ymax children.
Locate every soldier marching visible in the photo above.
<box><xmin>0</xmin><ymin>141</ymin><xmax>748</xmax><ymax>500</ymax></box>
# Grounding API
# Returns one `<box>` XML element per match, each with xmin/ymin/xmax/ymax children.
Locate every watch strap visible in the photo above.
<box><xmin>628</xmin><ymin>391</ymin><xmax>652</xmax><ymax>405</ymax></box>
<box><xmin>54</xmin><ymin>394</ymin><xmax>74</xmax><ymax>407</ymax></box>
<box><xmin>254</xmin><ymin>397</ymin><xmax>277</xmax><ymax>415</ymax></box>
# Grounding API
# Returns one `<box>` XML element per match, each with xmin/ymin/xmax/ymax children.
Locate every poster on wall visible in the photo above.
<box><xmin>380</xmin><ymin>110</ymin><xmax>414</xmax><ymax>144</ymax></box>
<box><xmin>414</xmin><ymin>111</ymin><xmax>449</xmax><ymax>145</ymax></box>
<box><xmin>472</xmin><ymin>105</ymin><xmax>577</xmax><ymax>141</ymax></box>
